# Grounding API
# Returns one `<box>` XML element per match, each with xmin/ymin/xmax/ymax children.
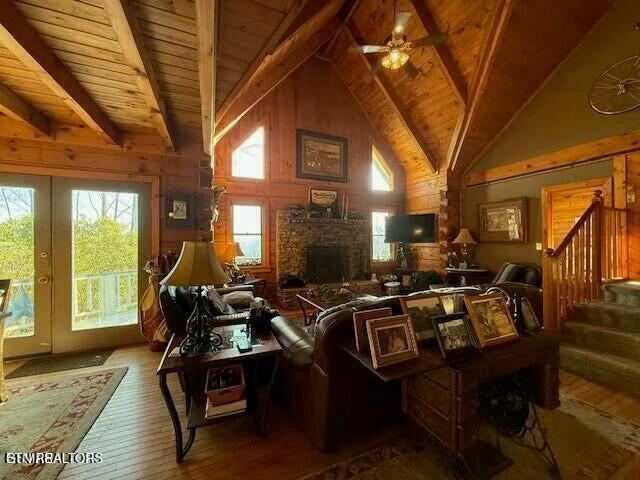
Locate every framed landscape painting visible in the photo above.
<box><xmin>296</xmin><ymin>129</ymin><xmax>348</xmax><ymax>183</ymax></box>
<box><xmin>478</xmin><ymin>197</ymin><xmax>528</xmax><ymax>243</ymax></box>
<box><xmin>464</xmin><ymin>294</ymin><xmax>519</xmax><ymax>348</ymax></box>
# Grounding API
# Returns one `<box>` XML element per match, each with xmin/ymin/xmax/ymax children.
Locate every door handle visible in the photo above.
<box><xmin>38</xmin><ymin>276</ymin><xmax>50</xmax><ymax>285</ymax></box>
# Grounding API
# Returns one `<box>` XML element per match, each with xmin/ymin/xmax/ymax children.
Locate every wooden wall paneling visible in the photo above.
<box><xmin>0</xmin><ymin>0</ymin><xmax>122</xmax><ymax>144</ymax></box>
<box><xmin>0</xmin><ymin>81</ymin><xmax>50</xmax><ymax>136</ymax></box>
<box><xmin>213</xmin><ymin>0</ymin><xmax>348</xmax><ymax>143</ymax></box>
<box><xmin>625</xmin><ymin>153</ymin><xmax>640</xmax><ymax>279</ymax></box>
<box><xmin>104</xmin><ymin>0</ymin><xmax>176</xmax><ymax>151</ymax></box>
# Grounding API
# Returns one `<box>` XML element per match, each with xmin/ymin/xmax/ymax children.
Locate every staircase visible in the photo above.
<box><xmin>560</xmin><ymin>281</ymin><xmax>640</xmax><ymax>395</ymax></box>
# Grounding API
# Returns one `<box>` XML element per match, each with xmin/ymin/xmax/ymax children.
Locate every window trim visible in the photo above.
<box><xmin>230</xmin><ymin>124</ymin><xmax>268</xmax><ymax>182</ymax></box>
<box><xmin>371</xmin><ymin>144</ymin><xmax>394</xmax><ymax>192</ymax></box>
<box><xmin>227</xmin><ymin>197</ymin><xmax>270</xmax><ymax>271</ymax></box>
<box><xmin>370</xmin><ymin>208</ymin><xmax>395</xmax><ymax>264</ymax></box>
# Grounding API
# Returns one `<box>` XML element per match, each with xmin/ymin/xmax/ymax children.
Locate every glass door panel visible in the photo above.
<box><xmin>53</xmin><ymin>179</ymin><xmax>149</xmax><ymax>353</ymax></box>
<box><xmin>0</xmin><ymin>174</ymin><xmax>52</xmax><ymax>357</ymax></box>
<box><xmin>71</xmin><ymin>190</ymin><xmax>139</xmax><ymax>331</ymax></box>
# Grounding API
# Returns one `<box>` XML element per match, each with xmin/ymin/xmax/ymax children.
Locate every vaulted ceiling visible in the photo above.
<box><xmin>0</xmin><ymin>0</ymin><xmax>619</xmax><ymax>171</ymax></box>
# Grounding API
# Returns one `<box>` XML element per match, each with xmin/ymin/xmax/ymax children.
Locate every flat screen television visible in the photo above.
<box><xmin>385</xmin><ymin>214</ymin><xmax>437</xmax><ymax>243</ymax></box>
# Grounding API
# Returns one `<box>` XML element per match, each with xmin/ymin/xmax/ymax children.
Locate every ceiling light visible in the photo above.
<box><xmin>381</xmin><ymin>48</ymin><xmax>409</xmax><ymax>70</ymax></box>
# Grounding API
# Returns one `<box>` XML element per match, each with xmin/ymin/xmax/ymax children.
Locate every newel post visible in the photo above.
<box><xmin>542</xmin><ymin>248</ymin><xmax>557</xmax><ymax>332</ymax></box>
<box><xmin>592</xmin><ymin>189</ymin><xmax>603</xmax><ymax>298</ymax></box>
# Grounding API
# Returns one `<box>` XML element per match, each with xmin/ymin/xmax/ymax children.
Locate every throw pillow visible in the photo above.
<box><xmin>222</xmin><ymin>290</ymin><xmax>255</xmax><ymax>310</ymax></box>
<box><xmin>206</xmin><ymin>289</ymin><xmax>227</xmax><ymax>315</ymax></box>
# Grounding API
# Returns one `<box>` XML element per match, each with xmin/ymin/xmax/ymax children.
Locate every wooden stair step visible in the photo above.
<box><xmin>569</xmin><ymin>302</ymin><xmax>640</xmax><ymax>333</ymax></box>
<box><xmin>564</xmin><ymin>322</ymin><xmax>640</xmax><ymax>361</ymax></box>
<box><xmin>560</xmin><ymin>344</ymin><xmax>640</xmax><ymax>396</ymax></box>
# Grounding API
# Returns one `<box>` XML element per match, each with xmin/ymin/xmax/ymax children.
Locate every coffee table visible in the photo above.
<box><xmin>157</xmin><ymin>325</ymin><xmax>282</xmax><ymax>463</ymax></box>
<box><xmin>296</xmin><ymin>292</ymin><xmax>373</xmax><ymax>325</ymax></box>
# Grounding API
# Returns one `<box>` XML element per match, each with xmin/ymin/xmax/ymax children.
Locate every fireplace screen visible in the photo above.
<box><xmin>306</xmin><ymin>246</ymin><xmax>348</xmax><ymax>283</ymax></box>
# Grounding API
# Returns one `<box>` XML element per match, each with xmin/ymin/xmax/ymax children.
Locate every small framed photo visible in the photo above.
<box><xmin>308</xmin><ymin>188</ymin><xmax>339</xmax><ymax>217</ymax></box>
<box><xmin>431</xmin><ymin>314</ymin><xmax>477</xmax><ymax>359</ymax></box>
<box><xmin>366</xmin><ymin>314</ymin><xmax>419</xmax><ymax>369</ymax></box>
<box><xmin>400</xmin><ymin>293</ymin><xmax>444</xmax><ymax>341</ymax></box>
<box><xmin>464</xmin><ymin>294</ymin><xmax>519</xmax><ymax>348</ymax></box>
<box><xmin>521</xmin><ymin>297</ymin><xmax>541</xmax><ymax>331</ymax></box>
<box><xmin>353</xmin><ymin>307</ymin><xmax>393</xmax><ymax>352</ymax></box>
<box><xmin>166</xmin><ymin>193</ymin><xmax>195</xmax><ymax>228</ymax></box>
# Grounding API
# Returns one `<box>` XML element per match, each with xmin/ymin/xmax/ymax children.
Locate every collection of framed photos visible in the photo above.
<box><xmin>353</xmin><ymin>292</ymin><xmax>542</xmax><ymax>369</ymax></box>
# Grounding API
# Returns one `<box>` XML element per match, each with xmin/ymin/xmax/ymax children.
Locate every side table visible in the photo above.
<box><xmin>445</xmin><ymin>268</ymin><xmax>492</xmax><ymax>286</ymax></box>
<box><xmin>157</xmin><ymin>327</ymin><xmax>282</xmax><ymax>463</ymax></box>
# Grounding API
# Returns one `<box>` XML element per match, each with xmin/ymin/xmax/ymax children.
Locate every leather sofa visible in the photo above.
<box><xmin>271</xmin><ymin>283</ymin><xmax>544</xmax><ymax>452</ymax></box>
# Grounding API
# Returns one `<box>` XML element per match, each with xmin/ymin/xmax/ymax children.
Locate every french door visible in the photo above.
<box><xmin>0</xmin><ymin>174</ymin><xmax>150</xmax><ymax>357</ymax></box>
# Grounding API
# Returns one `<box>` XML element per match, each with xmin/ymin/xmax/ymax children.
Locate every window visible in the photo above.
<box><xmin>371</xmin><ymin>146</ymin><xmax>393</xmax><ymax>191</ymax></box>
<box><xmin>232</xmin><ymin>127</ymin><xmax>265</xmax><ymax>179</ymax></box>
<box><xmin>232</xmin><ymin>204</ymin><xmax>263</xmax><ymax>265</ymax></box>
<box><xmin>371</xmin><ymin>210</ymin><xmax>392</xmax><ymax>262</ymax></box>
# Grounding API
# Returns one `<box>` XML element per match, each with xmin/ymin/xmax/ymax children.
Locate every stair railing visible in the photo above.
<box><xmin>542</xmin><ymin>190</ymin><xmax>627</xmax><ymax>332</ymax></box>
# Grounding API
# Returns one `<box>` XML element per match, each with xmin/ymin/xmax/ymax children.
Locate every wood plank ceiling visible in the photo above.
<box><xmin>0</xmin><ymin>0</ymin><xmax>619</xmax><ymax>166</ymax></box>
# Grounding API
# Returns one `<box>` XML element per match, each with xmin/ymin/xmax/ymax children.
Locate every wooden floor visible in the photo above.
<box><xmin>4</xmin><ymin>345</ymin><xmax>640</xmax><ymax>480</ymax></box>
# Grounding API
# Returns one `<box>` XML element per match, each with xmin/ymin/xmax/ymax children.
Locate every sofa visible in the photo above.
<box><xmin>271</xmin><ymin>282</ymin><xmax>544</xmax><ymax>452</ymax></box>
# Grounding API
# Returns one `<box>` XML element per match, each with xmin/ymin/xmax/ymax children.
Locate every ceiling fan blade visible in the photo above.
<box><xmin>411</xmin><ymin>31</ymin><xmax>449</xmax><ymax>47</ymax></box>
<box><xmin>363</xmin><ymin>59</ymin><xmax>384</xmax><ymax>84</ymax></box>
<box><xmin>403</xmin><ymin>60</ymin><xmax>422</xmax><ymax>79</ymax></box>
<box><xmin>349</xmin><ymin>44</ymin><xmax>387</xmax><ymax>54</ymax></box>
<box><xmin>393</xmin><ymin>11</ymin><xmax>411</xmax><ymax>38</ymax></box>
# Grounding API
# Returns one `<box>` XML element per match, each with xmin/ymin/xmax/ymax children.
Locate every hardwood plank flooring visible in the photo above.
<box><xmin>4</xmin><ymin>348</ymin><xmax>640</xmax><ymax>479</ymax></box>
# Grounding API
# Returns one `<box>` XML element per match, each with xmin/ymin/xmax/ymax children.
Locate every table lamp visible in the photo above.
<box><xmin>161</xmin><ymin>241</ymin><xmax>230</xmax><ymax>356</ymax></box>
<box><xmin>224</xmin><ymin>242</ymin><xmax>245</xmax><ymax>279</ymax></box>
<box><xmin>452</xmin><ymin>228</ymin><xmax>477</xmax><ymax>269</ymax></box>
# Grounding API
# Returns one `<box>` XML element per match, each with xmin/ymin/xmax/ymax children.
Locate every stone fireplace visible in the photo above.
<box><xmin>276</xmin><ymin>210</ymin><xmax>370</xmax><ymax>282</ymax></box>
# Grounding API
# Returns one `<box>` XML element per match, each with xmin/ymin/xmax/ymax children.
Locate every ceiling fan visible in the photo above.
<box><xmin>349</xmin><ymin>2</ymin><xmax>447</xmax><ymax>78</ymax></box>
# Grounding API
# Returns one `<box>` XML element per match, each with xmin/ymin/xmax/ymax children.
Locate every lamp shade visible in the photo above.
<box><xmin>452</xmin><ymin>228</ymin><xmax>477</xmax><ymax>245</ymax></box>
<box><xmin>224</xmin><ymin>241</ymin><xmax>245</xmax><ymax>260</ymax></box>
<box><xmin>161</xmin><ymin>241</ymin><xmax>230</xmax><ymax>286</ymax></box>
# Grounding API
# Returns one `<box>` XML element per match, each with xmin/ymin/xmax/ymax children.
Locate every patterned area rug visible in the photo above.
<box><xmin>0</xmin><ymin>368</ymin><xmax>127</xmax><ymax>480</ymax></box>
<box><xmin>300</xmin><ymin>394</ymin><xmax>640</xmax><ymax>480</ymax></box>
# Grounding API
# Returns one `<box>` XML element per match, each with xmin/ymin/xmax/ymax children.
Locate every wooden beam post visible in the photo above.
<box><xmin>0</xmin><ymin>82</ymin><xmax>51</xmax><ymax>137</ymax></box>
<box><xmin>0</xmin><ymin>0</ymin><xmax>121</xmax><ymax>145</ymax></box>
<box><xmin>195</xmin><ymin>0</ymin><xmax>219</xmax><ymax>156</ymax></box>
<box><xmin>345</xmin><ymin>25</ymin><xmax>437</xmax><ymax>172</ymax></box>
<box><xmin>213</xmin><ymin>0</ymin><xmax>348</xmax><ymax>144</ymax></box>
<box><xmin>104</xmin><ymin>0</ymin><xmax>176</xmax><ymax>151</ymax></box>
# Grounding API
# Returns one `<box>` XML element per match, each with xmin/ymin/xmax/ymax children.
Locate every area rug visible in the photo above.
<box><xmin>6</xmin><ymin>349</ymin><xmax>115</xmax><ymax>379</ymax></box>
<box><xmin>300</xmin><ymin>393</ymin><xmax>640</xmax><ymax>480</ymax></box>
<box><xmin>0</xmin><ymin>368</ymin><xmax>127</xmax><ymax>480</ymax></box>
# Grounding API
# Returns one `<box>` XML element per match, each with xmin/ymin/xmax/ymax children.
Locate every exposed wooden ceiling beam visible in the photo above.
<box><xmin>408</xmin><ymin>0</ymin><xmax>467</xmax><ymax>105</ymax></box>
<box><xmin>214</xmin><ymin>0</ymin><xmax>350</xmax><ymax>144</ymax></box>
<box><xmin>319</xmin><ymin>0</ymin><xmax>361</xmax><ymax>58</ymax></box>
<box><xmin>345</xmin><ymin>25</ymin><xmax>437</xmax><ymax>172</ymax></box>
<box><xmin>448</xmin><ymin>0</ymin><xmax>513</xmax><ymax>172</ymax></box>
<box><xmin>195</xmin><ymin>0</ymin><xmax>219</xmax><ymax>156</ymax></box>
<box><xmin>216</xmin><ymin>0</ymin><xmax>311</xmax><ymax>120</ymax></box>
<box><xmin>0</xmin><ymin>0</ymin><xmax>121</xmax><ymax>145</ymax></box>
<box><xmin>104</xmin><ymin>0</ymin><xmax>175</xmax><ymax>151</ymax></box>
<box><xmin>0</xmin><ymin>82</ymin><xmax>51</xmax><ymax>137</ymax></box>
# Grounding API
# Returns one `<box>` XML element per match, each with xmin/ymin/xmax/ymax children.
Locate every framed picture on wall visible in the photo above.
<box><xmin>166</xmin><ymin>193</ymin><xmax>195</xmax><ymax>228</ymax></box>
<box><xmin>308</xmin><ymin>188</ymin><xmax>339</xmax><ymax>217</ymax></box>
<box><xmin>478</xmin><ymin>197</ymin><xmax>528</xmax><ymax>243</ymax></box>
<box><xmin>296</xmin><ymin>129</ymin><xmax>348</xmax><ymax>183</ymax></box>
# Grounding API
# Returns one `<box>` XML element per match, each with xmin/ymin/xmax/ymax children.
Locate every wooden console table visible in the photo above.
<box><xmin>340</xmin><ymin>333</ymin><xmax>560</xmax><ymax>456</ymax></box>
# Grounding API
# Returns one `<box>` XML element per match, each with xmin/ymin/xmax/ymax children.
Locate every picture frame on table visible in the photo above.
<box><xmin>431</xmin><ymin>313</ymin><xmax>478</xmax><ymax>359</ymax></box>
<box><xmin>478</xmin><ymin>197</ymin><xmax>528</xmax><ymax>243</ymax></box>
<box><xmin>296</xmin><ymin>129</ymin><xmax>348</xmax><ymax>183</ymax></box>
<box><xmin>166</xmin><ymin>193</ymin><xmax>195</xmax><ymax>229</ymax></box>
<box><xmin>353</xmin><ymin>307</ymin><xmax>393</xmax><ymax>352</ymax></box>
<box><xmin>399</xmin><ymin>293</ymin><xmax>444</xmax><ymax>342</ymax></box>
<box><xmin>521</xmin><ymin>297</ymin><xmax>541</xmax><ymax>331</ymax></box>
<box><xmin>464</xmin><ymin>294</ymin><xmax>520</xmax><ymax>348</ymax></box>
<box><xmin>366</xmin><ymin>314</ymin><xmax>419</xmax><ymax>369</ymax></box>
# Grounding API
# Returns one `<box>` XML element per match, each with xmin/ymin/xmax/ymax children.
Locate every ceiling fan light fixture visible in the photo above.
<box><xmin>381</xmin><ymin>48</ymin><xmax>409</xmax><ymax>69</ymax></box>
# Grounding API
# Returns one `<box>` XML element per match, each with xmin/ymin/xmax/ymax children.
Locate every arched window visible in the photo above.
<box><xmin>371</xmin><ymin>146</ymin><xmax>393</xmax><ymax>191</ymax></box>
<box><xmin>232</xmin><ymin>127</ymin><xmax>265</xmax><ymax>179</ymax></box>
